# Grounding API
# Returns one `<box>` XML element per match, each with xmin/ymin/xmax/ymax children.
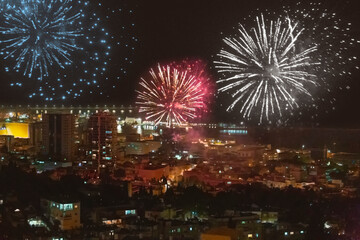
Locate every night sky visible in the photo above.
<box><xmin>0</xmin><ymin>0</ymin><xmax>359</xmax><ymax>127</ymax></box>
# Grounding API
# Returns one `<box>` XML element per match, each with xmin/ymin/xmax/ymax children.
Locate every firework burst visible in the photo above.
<box><xmin>0</xmin><ymin>0</ymin><xmax>137</xmax><ymax>102</ymax></box>
<box><xmin>215</xmin><ymin>14</ymin><xmax>319</xmax><ymax>123</ymax></box>
<box><xmin>215</xmin><ymin>2</ymin><xmax>360</xmax><ymax>123</ymax></box>
<box><xmin>0</xmin><ymin>0</ymin><xmax>83</xmax><ymax>80</ymax></box>
<box><xmin>136</xmin><ymin>63</ymin><xmax>211</xmax><ymax>127</ymax></box>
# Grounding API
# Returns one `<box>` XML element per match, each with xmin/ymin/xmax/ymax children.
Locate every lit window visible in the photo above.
<box><xmin>125</xmin><ymin>209</ymin><xmax>136</xmax><ymax>215</ymax></box>
<box><xmin>64</xmin><ymin>204</ymin><xmax>73</xmax><ymax>211</ymax></box>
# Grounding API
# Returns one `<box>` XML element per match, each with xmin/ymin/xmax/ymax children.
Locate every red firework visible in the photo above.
<box><xmin>136</xmin><ymin>61</ymin><xmax>212</xmax><ymax>127</ymax></box>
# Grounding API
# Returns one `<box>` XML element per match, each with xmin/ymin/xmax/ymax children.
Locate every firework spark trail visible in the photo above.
<box><xmin>277</xmin><ymin>2</ymin><xmax>360</xmax><ymax>118</ymax></box>
<box><xmin>136</xmin><ymin>64</ymin><xmax>210</xmax><ymax>127</ymax></box>
<box><xmin>215</xmin><ymin>14</ymin><xmax>319</xmax><ymax>123</ymax></box>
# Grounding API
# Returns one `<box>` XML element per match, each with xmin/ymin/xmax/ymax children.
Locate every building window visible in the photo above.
<box><xmin>125</xmin><ymin>209</ymin><xmax>136</xmax><ymax>215</ymax></box>
<box><xmin>63</xmin><ymin>204</ymin><xmax>73</xmax><ymax>211</ymax></box>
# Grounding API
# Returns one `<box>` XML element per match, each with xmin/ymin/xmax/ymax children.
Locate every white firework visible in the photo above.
<box><xmin>215</xmin><ymin>14</ymin><xmax>319</xmax><ymax>123</ymax></box>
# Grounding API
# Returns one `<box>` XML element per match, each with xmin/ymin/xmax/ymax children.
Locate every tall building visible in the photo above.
<box><xmin>42</xmin><ymin>114</ymin><xmax>75</xmax><ymax>161</ymax></box>
<box><xmin>88</xmin><ymin>111</ymin><xmax>117</xmax><ymax>171</ymax></box>
<box><xmin>30</xmin><ymin>122</ymin><xmax>42</xmax><ymax>152</ymax></box>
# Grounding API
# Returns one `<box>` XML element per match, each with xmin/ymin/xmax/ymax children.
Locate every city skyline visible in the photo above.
<box><xmin>0</xmin><ymin>98</ymin><xmax>359</xmax><ymax>239</ymax></box>
<box><xmin>1</xmin><ymin>1</ymin><xmax>360</xmax><ymax>239</ymax></box>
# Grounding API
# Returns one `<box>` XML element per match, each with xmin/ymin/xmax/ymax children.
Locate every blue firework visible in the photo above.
<box><xmin>0</xmin><ymin>0</ymin><xmax>84</xmax><ymax>80</ymax></box>
<box><xmin>0</xmin><ymin>0</ymin><xmax>138</xmax><ymax>102</ymax></box>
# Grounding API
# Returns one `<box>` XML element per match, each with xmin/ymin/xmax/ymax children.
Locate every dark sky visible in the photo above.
<box><xmin>0</xmin><ymin>0</ymin><xmax>359</xmax><ymax>127</ymax></box>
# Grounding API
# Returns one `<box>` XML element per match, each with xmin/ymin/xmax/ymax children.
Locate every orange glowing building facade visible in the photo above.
<box><xmin>0</xmin><ymin>122</ymin><xmax>29</xmax><ymax>138</ymax></box>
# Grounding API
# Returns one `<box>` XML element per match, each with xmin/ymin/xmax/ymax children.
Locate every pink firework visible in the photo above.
<box><xmin>136</xmin><ymin>62</ymin><xmax>211</xmax><ymax>127</ymax></box>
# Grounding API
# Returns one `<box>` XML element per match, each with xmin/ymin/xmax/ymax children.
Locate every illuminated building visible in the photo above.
<box><xmin>91</xmin><ymin>205</ymin><xmax>137</xmax><ymax>226</ymax></box>
<box><xmin>88</xmin><ymin>111</ymin><xmax>117</xmax><ymax>171</ymax></box>
<box><xmin>0</xmin><ymin>122</ymin><xmax>29</xmax><ymax>138</ymax></box>
<box><xmin>0</xmin><ymin>122</ymin><xmax>30</xmax><ymax>152</ymax></box>
<box><xmin>41</xmin><ymin>198</ymin><xmax>81</xmax><ymax>230</ymax></box>
<box><xmin>29</xmin><ymin>122</ymin><xmax>42</xmax><ymax>152</ymax></box>
<box><xmin>42</xmin><ymin>114</ymin><xmax>75</xmax><ymax>161</ymax></box>
<box><xmin>124</xmin><ymin>117</ymin><xmax>142</xmax><ymax>125</ymax></box>
<box><xmin>27</xmin><ymin>217</ymin><xmax>47</xmax><ymax>228</ymax></box>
